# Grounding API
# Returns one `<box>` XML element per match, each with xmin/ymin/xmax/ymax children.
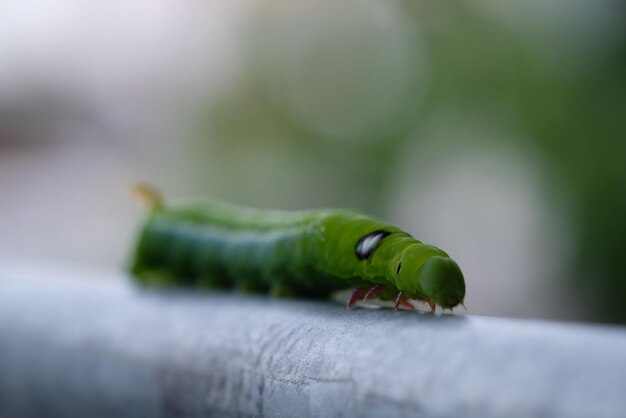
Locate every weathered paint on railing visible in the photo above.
<box><xmin>1</xmin><ymin>261</ymin><xmax>625</xmax><ymax>418</ymax></box>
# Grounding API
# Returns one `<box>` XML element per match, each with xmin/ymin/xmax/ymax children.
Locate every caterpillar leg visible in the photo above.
<box><xmin>197</xmin><ymin>274</ymin><xmax>231</xmax><ymax>290</ymax></box>
<box><xmin>347</xmin><ymin>288</ymin><xmax>367</xmax><ymax>309</ymax></box>
<box><xmin>363</xmin><ymin>285</ymin><xmax>384</xmax><ymax>301</ymax></box>
<box><xmin>270</xmin><ymin>283</ymin><xmax>297</xmax><ymax>298</ymax></box>
<box><xmin>394</xmin><ymin>292</ymin><xmax>415</xmax><ymax>310</ymax></box>
<box><xmin>235</xmin><ymin>280</ymin><xmax>269</xmax><ymax>294</ymax></box>
<box><xmin>422</xmin><ymin>298</ymin><xmax>436</xmax><ymax>313</ymax></box>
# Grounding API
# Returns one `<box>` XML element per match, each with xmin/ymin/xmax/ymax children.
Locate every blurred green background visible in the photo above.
<box><xmin>1</xmin><ymin>0</ymin><xmax>624</xmax><ymax>324</ymax></box>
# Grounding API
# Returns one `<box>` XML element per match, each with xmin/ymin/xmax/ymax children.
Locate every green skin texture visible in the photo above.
<box><xmin>130</xmin><ymin>198</ymin><xmax>466</xmax><ymax>309</ymax></box>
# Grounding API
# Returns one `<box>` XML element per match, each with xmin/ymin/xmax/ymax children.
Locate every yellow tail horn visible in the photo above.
<box><xmin>132</xmin><ymin>183</ymin><xmax>164</xmax><ymax>210</ymax></box>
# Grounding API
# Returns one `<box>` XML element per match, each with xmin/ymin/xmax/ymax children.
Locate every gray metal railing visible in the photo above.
<box><xmin>1</xmin><ymin>260</ymin><xmax>626</xmax><ymax>418</ymax></box>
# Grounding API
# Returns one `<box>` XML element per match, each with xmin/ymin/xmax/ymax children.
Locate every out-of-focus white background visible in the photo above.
<box><xmin>1</xmin><ymin>0</ymin><xmax>625</xmax><ymax>324</ymax></box>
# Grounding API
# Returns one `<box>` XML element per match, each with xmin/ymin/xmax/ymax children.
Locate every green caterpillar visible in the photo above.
<box><xmin>129</xmin><ymin>185</ymin><xmax>465</xmax><ymax>311</ymax></box>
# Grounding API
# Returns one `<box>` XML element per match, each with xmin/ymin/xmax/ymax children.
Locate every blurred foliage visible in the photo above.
<box><xmin>189</xmin><ymin>0</ymin><xmax>625</xmax><ymax>323</ymax></box>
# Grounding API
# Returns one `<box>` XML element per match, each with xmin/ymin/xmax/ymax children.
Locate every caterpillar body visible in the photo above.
<box><xmin>129</xmin><ymin>186</ymin><xmax>466</xmax><ymax>311</ymax></box>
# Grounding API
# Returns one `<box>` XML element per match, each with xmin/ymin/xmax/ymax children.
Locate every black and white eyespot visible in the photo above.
<box><xmin>355</xmin><ymin>230</ymin><xmax>390</xmax><ymax>260</ymax></box>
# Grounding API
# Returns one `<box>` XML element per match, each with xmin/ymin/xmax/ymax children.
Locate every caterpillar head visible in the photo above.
<box><xmin>417</xmin><ymin>256</ymin><xmax>465</xmax><ymax>309</ymax></box>
<box><xmin>396</xmin><ymin>249</ymin><xmax>465</xmax><ymax>309</ymax></box>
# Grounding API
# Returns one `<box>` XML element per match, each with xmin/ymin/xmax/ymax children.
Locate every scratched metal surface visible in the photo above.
<box><xmin>1</xmin><ymin>260</ymin><xmax>626</xmax><ymax>418</ymax></box>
